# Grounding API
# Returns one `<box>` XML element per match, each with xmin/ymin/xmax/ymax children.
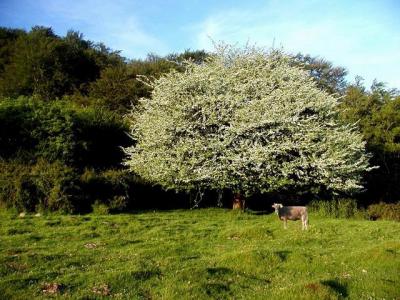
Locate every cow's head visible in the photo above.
<box><xmin>272</xmin><ymin>203</ymin><xmax>283</xmax><ymax>214</ymax></box>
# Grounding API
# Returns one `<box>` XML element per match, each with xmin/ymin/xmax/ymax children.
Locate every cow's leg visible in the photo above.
<box><xmin>302</xmin><ymin>215</ymin><xmax>308</xmax><ymax>230</ymax></box>
<box><xmin>284</xmin><ymin>218</ymin><xmax>287</xmax><ymax>229</ymax></box>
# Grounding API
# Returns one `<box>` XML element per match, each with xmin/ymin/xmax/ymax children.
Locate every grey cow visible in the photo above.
<box><xmin>272</xmin><ymin>203</ymin><xmax>309</xmax><ymax>230</ymax></box>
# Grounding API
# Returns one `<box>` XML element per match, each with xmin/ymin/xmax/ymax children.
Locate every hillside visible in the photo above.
<box><xmin>1</xmin><ymin>209</ymin><xmax>399</xmax><ymax>299</ymax></box>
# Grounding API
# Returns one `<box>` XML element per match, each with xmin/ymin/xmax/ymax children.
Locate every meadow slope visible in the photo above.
<box><xmin>0</xmin><ymin>209</ymin><xmax>399</xmax><ymax>299</ymax></box>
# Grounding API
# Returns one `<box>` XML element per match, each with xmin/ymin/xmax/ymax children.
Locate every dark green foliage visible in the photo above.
<box><xmin>0</xmin><ymin>27</ymin><xmax>229</xmax><ymax>212</ymax></box>
<box><xmin>32</xmin><ymin>100</ymin><xmax>76</xmax><ymax>163</ymax></box>
<box><xmin>339</xmin><ymin>81</ymin><xmax>400</xmax><ymax>203</ymax></box>
<box><xmin>0</xmin><ymin>26</ymin><xmax>71</xmax><ymax>98</ymax></box>
<box><xmin>293</xmin><ymin>53</ymin><xmax>348</xmax><ymax>95</ymax></box>
<box><xmin>0</xmin><ymin>161</ymin><xmax>137</xmax><ymax>213</ymax></box>
<box><xmin>127</xmin><ymin>56</ymin><xmax>178</xmax><ymax>103</ymax></box>
<box><xmin>0</xmin><ymin>98</ymin><xmax>76</xmax><ymax>163</ymax></box>
<box><xmin>80</xmin><ymin>169</ymin><xmax>132</xmax><ymax>212</ymax></box>
<box><xmin>0</xmin><ymin>98</ymin><xmax>133</xmax><ymax>213</ymax></box>
<box><xmin>0</xmin><ymin>162</ymin><xmax>29</xmax><ymax>210</ymax></box>
<box><xmin>0</xmin><ymin>165</ymin><xmax>139</xmax><ymax>214</ymax></box>
<box><xmin>86</xmin><ymin>52</ymin><xmax>198</xmax><ymax>113</ymax></box>
<box><xmin>367</xmin><ymin>202</ymin><xmax>400</xmax><ymax>221</ymax></box>
<box><xmin>0</xmin><ymin>27</ymin><xmax>26</xmax><ymax>73</ymax></box>
<box><xmin>88</xmin><ymin>64</ymin><xmax>138</xmax><ymax>113</ymax></box>
<box><xmin>0</xmin><ymin>27</ymin><xmax>123</xmax><ymax>99</ymax></box>
<box><xmin>0</xmin><ymin>160</ymin><xmax>80</xmax><ymax>213</ymax></box>
<box><xmin>0</xmin><ymin>97</ymin><xmax>38</xmax><ymax>161</ymax></box>
<box><xmin>0</xmin><ymin>97</ymin><xmax>131</xmax><ymax>168</ymax></box>
<box><xmin>72</xmin><ymin>107</ymin><xmax>132</xmax><ymax>169</ymax></box>
<box><xmin>0</xmin><ymin>27</ymin><xmax>213</xmax><ymax>115</ymax></box>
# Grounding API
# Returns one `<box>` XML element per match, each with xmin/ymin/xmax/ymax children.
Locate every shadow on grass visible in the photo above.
<box><xmin>44</xmin><ymin>220</ymin><xmax>62</xmax><ymax>227</ymax></box>
<box><xmin>205</xmin><ymin>282</ymin><xmax>231</xmax><ymax>297</ymax></box>
<box><xmin>116</xmin><ymin>239</ymin><xmax>143</xmax><ymax>247</ymax></box>
<box><xmin>0</xmin><ymin>276</ymin><xmax>40</xmax><ymax>294</ymax></box>
<box><xmin>204</xmin><ymin>267</ymin><xmax>234</xmax><ymax>298</ymax></box>
<box><xmin>203</xmin><ymin>266</ymin><xmax>271</xmax><ymax>297</ymax></box>
<box><xmin>27</xmin><ymin>234</ymin><xmax>42</xmax><ymax>242</ymax></box>
<box><xmin>206</xmin><ymin>267</ymin><xmax>233</xmax><ymax>276</ymax></box>
<box><xmin>245</xmin><ymin>209</ymin><xmax>272</xmax><ymax>215</ymax></box>
<box><xmin>7</xmin><ymin>228</ymin><xmax>31</xmax><ymax>235</ymax></box>
<box><xmin>321</xmin><ymin>279</ymin><xmax>348</xmax><ymax>298</ymax></box>
<box><xmin>265</xmin><ymin>229</ymin><xmax>275</xmax><ymax>238</ymax></box>
<box><xmin>274</xmin><ymin>250</ymin><xmax>291</xmax><ymax>262</ymax></box>
<box><xmin>131</xmin><ymin>268</ymin><xmax>162</xmax><ymax>281</ymax></box>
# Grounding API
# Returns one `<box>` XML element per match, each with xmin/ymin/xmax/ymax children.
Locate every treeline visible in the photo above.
<box><xmin>0</xmin><ymin>26</ymin><xmax>399</xmax><ymax>213</ymax></box>
<box><xmin>0</xmin><ymin>26</ymin><xmax>207</xmax><ymax>212</ymax></box>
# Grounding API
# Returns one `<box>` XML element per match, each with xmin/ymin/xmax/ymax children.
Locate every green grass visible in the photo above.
<box><xmin>0</xmin><ymin>209</ymin><xmax>399</xmax><ymax>299</ymax></box>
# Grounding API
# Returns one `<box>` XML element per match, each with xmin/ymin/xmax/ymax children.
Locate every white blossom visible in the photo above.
<box><xmin>124</xmin><ymin>45</ymin><xmax>371</xmax><ymax>196</ymax></box>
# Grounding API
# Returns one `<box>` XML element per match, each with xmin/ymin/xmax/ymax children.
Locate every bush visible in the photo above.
<box><xmin>73</xmin><ymin>107</ymin><xmax>131</xmax><ymax>169</ymax></box>
<box><xmin>309</xmin><ymin>198</ymin><xmax>360</xmax><ymax>218</ymax></box>
<box><xmin>0</xmin><ymin>160</ymin><xmax>81</xmax><ymax>213</ymax></box>
<box><xmin>0</xmin><ymin>161</ymin><xmax>45</xmax><ymax>211</ymax></box>
<box><xmin>92</xmin><ymin>201</ymin><xmax>110</xmax><ymax>215</ymax></box>
<box><xmin>0</xmin><ymin>97</ymin><xmax>136</xmax><ymax>213</ymax></box>
<box><xmin>0</xmin><ymin>98</ymin><xmax>76</xmax><ymax>163</ymax></box>
<box><xmin>0</xmin><ymin>97</ymin><xmax>39</xmax><ymax>161</ymax></box>
<box><xmin>80</xmin><ymin>168</ymin><xmax>131</xmax><ymax>212</ymax></box>
<box><xmin>0</xmin><ymin>160</ymin><xmax>137</xmax><ymax>213</ymax></box>
<box><xmin>367</xmin><ymin>202</ymin><xmax>400</xmax><ymax>221</ymax></box>
<box><xmin>337</xmin><ymin>198</ymin><xmax>358</xmax><ymax>218</ymax></box>
<box><xmin>0</xmin><ymin>97</ymin><xmax>132</xmax><ymax>169</ymax></box>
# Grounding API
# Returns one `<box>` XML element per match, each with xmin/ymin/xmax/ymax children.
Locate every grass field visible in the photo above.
<box><xmin>0</xmin><ymin>209</ymin><xmax>399</xmax><ymax>299</ymax></box>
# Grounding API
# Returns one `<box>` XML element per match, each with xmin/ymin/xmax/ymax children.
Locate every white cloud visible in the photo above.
<box><xmin>38</xmin><ymin>0</ymin><xmax>166</xmax><ymax>58</ymax></box>
<box><xmin>189</xmin><ymin>4</ymin><xmax>400</xmax><ymax>88</ymax></box>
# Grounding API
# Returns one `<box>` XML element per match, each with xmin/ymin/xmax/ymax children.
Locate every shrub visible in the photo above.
<box><xmin>16</xmin><ymin>174</ymin><xmax>43</xmax><ymax>212</ymax></box>
<box><xmin>32</xmin><ymin>161</ymin><xmax>81</xmax><ymax>213</ymax></box>
<box><xmin>337</xmin><ymin>198</ymin><xmax>358</xmax><ymax>218</ymax></box>
<box><xmin>0</xmin><ymin>161</ymin><xmax>46</xmax><ymax>211</ymax></box>
<box><xmin>0</xmin><ymin>97</ymin><xmax>38</xmax><ymax>161</ymax></box>
<box><xmin>0</xmin><ymin>97</ymin><xmax>134</xmax><ymax>213</ymax></box>
<box><xmin>0</xmin><ymin>98</ymin><xmax>76</xmax><ymax>163</ymax></box>
<box><xmin>73</xmin><ymin>108</ymin><xmax>131</xmax><ymax>170</ymax></box>
<box><xmin>80</xmin><ymin>168</ymin><xmax>131</xmax><ymax>212</ymax></box>
<box><xmin>0</xmin><ymin>97</ymin><xmax>132</xmax><ymax>169</ymax></box>
<box><xmin>0</xmin><ymin>160</ymin><xmax>136</xmax><ymax>213</ymax></box>
<box><xmin>0</xmin><ymin>162</ymin><xmax>27</xmax><ymax>208</ymax></box>
<box><xmin>309</xmin><ymin>198</ymin><xmax>359</xmax><ymax>218</ymax></box>
<box><xmin>92</xmin><ymin>201</ymin><xmax>110</xmax><ymax>215</ymax></box>
<box><xmin>0</xmin><ymin>160</ymin><xmax>81</xmax><ymax>213</ymax></box>
<box><xmin>367</xmin><ymin>202</ymin><xmax>400</xmax><ymax>221</ymax></box>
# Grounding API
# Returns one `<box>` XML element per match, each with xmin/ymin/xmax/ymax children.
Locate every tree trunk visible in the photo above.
<box><xmin>232</xmin><ymin>193</ymin><xmax>245</xmax><ymax>211</ymax></box>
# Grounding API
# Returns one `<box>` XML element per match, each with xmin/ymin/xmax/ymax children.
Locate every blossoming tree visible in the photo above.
<box><xmin>124</xmin><ymin>45</ymin><xmax>371</xmax><ymax>208</ymax></box>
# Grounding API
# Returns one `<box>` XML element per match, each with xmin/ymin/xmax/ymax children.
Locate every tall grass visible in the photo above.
<box><xmin>367</xmin><ymin>202</ymin><xmax>400</xmax><ymax>221</ymax></box>
<box><xmin>308</xmin><ymin>199</ymin><xmax>363</xmax><ymax>219</ymax></box>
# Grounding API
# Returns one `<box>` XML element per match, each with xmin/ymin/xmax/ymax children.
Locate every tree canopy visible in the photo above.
<box><xmin>0</xmin><ymin>26</ymin><xmax>123</xmax><ymax>100</ymax></box>
<box><xmin>293</xmin><ymin>53</ymin><xmax>348</xmax><ymax>95</ymax></box>
<box><xmin>1</xmin><ymin>25</ymin><xmax>398</xmax><ymax>211</ymax></box>
<box><xmin>124</xmin><ymin>45</ymin><xmax>371</xmax><ymax>197</ymax></box>
<box><xmin>339</xmin><ymin>80</ymin><xmax>400</xmax><ymax>202</ymax></box>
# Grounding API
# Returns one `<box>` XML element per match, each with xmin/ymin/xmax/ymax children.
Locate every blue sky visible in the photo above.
<box><xmin>1</xmin><ymin>0</ymin><xmax>399</xmax><ymax>88</ymax></box>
